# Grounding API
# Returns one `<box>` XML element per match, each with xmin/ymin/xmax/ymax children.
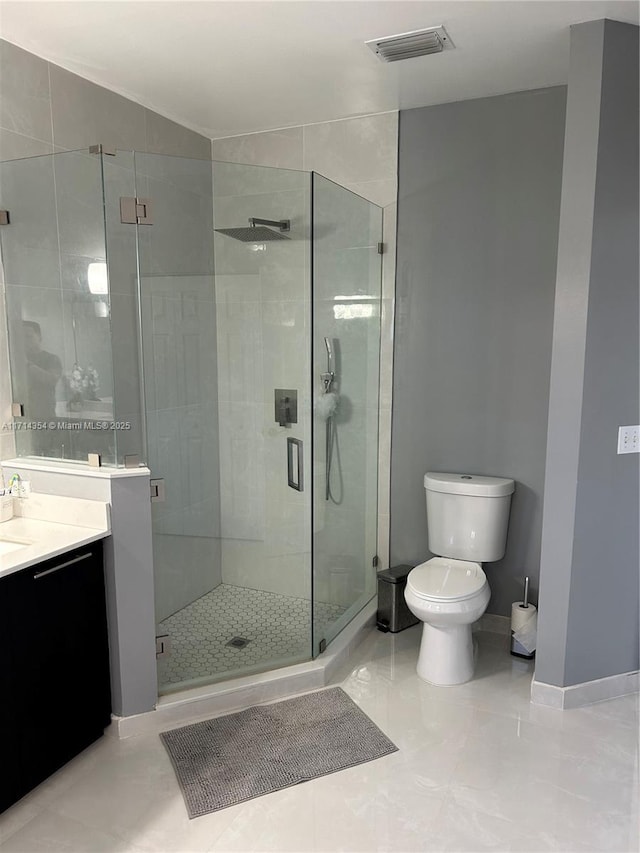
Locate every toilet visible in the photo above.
<box><xmin>404</xmin><ymin>472</ymin><xmax>515</xmax><ymax>686</ymax></box>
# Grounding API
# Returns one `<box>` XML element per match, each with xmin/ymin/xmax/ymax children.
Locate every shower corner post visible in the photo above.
<box><xmin>310</xmin><ymin>169</ymin><xmax>318</xmax><ymax>659</ymax></box>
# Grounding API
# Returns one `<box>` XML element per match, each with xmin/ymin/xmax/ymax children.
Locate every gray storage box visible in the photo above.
<box><xmin>376</xmin><ymin>565</ymin><xmax>419</xmax><ymax>633</ymax></box>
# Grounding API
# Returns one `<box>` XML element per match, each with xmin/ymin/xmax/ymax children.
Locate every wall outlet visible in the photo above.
<box><xmin>617</xmin><ymin>425</ymin><xmax>640</xmax><ymax>454</ymax></box>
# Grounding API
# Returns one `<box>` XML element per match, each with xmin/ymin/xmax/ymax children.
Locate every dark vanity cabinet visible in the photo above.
<box><xmin>0</xmin><ymin>541</ymin><xmax>111</xmax><ymax>813</ymax></box>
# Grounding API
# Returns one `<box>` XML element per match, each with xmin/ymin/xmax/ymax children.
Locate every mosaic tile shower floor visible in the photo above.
<box><xmin>157</xmin><ymin>584</ymin><xmax>346</xmax><ymax>689</ymax></box>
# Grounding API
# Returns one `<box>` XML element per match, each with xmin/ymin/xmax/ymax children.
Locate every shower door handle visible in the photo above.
<box><xmin>287</xmin><ymin>437</ymin><xmax>304</xmax><ymax>492</ymax></box>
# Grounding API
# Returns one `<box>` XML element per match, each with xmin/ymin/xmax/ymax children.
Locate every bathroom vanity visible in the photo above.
<box><xmin>0</xmin><ymin>495</ymin><xmax>111</xmax><ymax>813</ymax></box>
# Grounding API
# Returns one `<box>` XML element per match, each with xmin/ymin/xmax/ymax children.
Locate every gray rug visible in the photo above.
<box><xmin>160</xmin><ymin>686</ymin><xmax>398</xmax><ymax>818</ymax></box>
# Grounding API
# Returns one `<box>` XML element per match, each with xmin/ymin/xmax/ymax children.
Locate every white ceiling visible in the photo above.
<box><xmin>1</xmin><ymin>1</ymin><xmax>637</xmax><ymax>139</ymax></box>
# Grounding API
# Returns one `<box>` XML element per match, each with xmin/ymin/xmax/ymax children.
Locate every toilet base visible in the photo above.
<box><xmin>416</xmin><ymin>621</ymin><xmax>475</xmax><ymax>686</ymax></box>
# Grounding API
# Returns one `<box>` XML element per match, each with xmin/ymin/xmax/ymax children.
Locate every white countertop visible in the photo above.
<box><xmin>2</xmin><ymin>458</ymin><xmax>150</xmax><ymax>479</ymax></box>
<box><xmin>0</xmin><ymin>493</ymin><xmax>111</xmax><ymax>579</ymax></box>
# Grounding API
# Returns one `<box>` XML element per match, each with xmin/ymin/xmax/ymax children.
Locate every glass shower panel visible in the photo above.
<box><xmin>133</xmin><ymin>152</ymin><xmax>221</xmax><ymax>694</ymax></box>
<box><xmin>311</xmin><ymin>173</ymin><xmax>383</xmax><ymax>654</ymax></box>
<box><xmin>0</xmin><ymin>150</ymin><xmax>117</xmax><ymax>465</ymax></box>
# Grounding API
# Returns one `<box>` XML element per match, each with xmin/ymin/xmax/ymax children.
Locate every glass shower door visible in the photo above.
<box><xmin>210</xmin><ymin>160</ymin><xmax>313</xmax><ymax>683</ymax></box>
<box><xmin>311</xmin><ymin>174</ymin><xmax>383</xmax><ymax>654</ymax></box>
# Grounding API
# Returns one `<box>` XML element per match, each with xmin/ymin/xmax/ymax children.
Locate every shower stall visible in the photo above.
<box><xmin>0</xmin><ymin>148</ymin><xmax>383</xmax><ymax>695</ymax></box>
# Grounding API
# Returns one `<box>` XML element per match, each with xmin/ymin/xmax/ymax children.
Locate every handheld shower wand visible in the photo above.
<box><xmin>321</xmin><ymin>336</ymin><xmax>334</xmax><ymax>392</ymax></box>
<box><xmin>320</xmin><ymin>337</ymin><xmax>341</xmax><ymax>502</ymax></box>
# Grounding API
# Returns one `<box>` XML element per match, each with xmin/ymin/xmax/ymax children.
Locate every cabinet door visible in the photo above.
<box><xmin>6</xmin><ymin>543</ymin><xmax>111</xmax><ymax>802</ymax></box>
<box><xmin>0</xmin><ymin>566</ymin><xmax>31</xmax><ymax>812</ymax></box>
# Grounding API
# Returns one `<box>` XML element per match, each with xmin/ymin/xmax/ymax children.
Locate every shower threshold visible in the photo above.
<box><xmin>109</xmin><ymin>598</ymin><xmax>376</xmax><ymax>739</ymax></box>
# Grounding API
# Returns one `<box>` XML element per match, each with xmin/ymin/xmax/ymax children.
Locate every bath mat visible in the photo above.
<box><xmin>160</xmin><ymin>686</ymin><xmax>398</xmax><ymax>818</ymax></box>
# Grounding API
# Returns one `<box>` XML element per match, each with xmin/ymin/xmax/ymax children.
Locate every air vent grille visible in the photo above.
<box><xmin>366</xmin><ymin>26</ymin><xmax>454</xmax><ymax>63</ymax></box>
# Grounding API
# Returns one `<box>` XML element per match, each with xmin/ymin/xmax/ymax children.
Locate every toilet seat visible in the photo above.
<box><xmin>407</xmin><ymin>557</ymin><xmax>487</xmax><ymax>602</ymax></box>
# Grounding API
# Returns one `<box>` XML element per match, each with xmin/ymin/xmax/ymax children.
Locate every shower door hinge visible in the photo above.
<box><xmin>89</xmin><ymin>144</ymin><xmax>116</xmax><ymax>156</ymax></box>
<box><xmin>318</xmin><ymin>638</ymin><xmax>327</xmax><ymax>654</ymax></box>
<box><xmin>377</xmin><ymin>242</ymin><xmax>385</xmax><ymax>254</ymax></box>
<box><xmin>372</xmin><ymin>554</ymin><xmax>379</xmax><ymax>568</ymax></box>
<box><xmin>150</xmin><ymin>478</ymin><xmax>166</xmax><ymax>502</ymax></box>
<box><xmin>120</xmin><ymin>196</ymin><xmax>153</xmax><ymax>225</ymax></box>
<box><xmin>0</xmin><ymin>210</ymin><xmax>10</xmax><ymax>225</ymax></box>
<box><xmin>156</xmin><ymin>634</ymin><xmax>171</xmax><ymax>658</ymax></box>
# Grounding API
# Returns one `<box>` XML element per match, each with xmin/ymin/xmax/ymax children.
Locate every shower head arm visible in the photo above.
<box><xmin>248</xmin><ymin>217</ymin><xmax>290</xmax><ymax>232</ymax></box>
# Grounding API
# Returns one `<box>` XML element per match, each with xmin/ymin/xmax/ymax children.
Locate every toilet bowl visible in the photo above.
<box><xmin>405</xmin><ymin>557</ymin><xmax>490</xmax><ymax>685</ymax></box>
<box><xmin>403</xmin><ymin>472</ymin><xmax>515</xmax><ymax>686</ymax></box>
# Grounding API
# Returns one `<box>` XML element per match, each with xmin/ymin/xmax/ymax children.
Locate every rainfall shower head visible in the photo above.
<box><xmin>215</xmin><ymin>217</ymin><xmax>291</xmax><ymax>242</ymax></box>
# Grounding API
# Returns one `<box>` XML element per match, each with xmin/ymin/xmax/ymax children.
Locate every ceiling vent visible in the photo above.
<box><xmin>366</xmin><ymin>26</ymin><xmax>454</xmax><ymax>62</ymax></box>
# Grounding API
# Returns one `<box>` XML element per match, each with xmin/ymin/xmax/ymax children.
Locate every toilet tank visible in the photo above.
<box><xmin>424</xmin><ymin>472</ymin><xmax>515</xmax><ymax>563</ymax></box>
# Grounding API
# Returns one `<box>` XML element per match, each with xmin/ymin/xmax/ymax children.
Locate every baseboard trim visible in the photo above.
<box><xmin>109</xmin><ymin>599</ymin><xmax>377</xmax><ymax>738</ymax></box>
<box><xmin>531</xmin><ymin>670</ymin><xmax>639</xmax><ymax>710</ymax></box>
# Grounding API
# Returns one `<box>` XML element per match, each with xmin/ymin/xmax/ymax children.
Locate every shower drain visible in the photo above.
<box><xmin>226</xmin><ymin>636</ymin><xmax>251</xmax><ymax>649</ymax></box>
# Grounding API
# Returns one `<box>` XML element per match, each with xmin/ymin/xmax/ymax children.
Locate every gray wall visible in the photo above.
<box><xmin>390</xmin><ymin>87</ymin><xmax>567</xmax><ymax>616</ymax></box>
<box><xmin>536</xmin><ymin>20</ymin><xmax>639</xmax><ymax>688</ymax></box>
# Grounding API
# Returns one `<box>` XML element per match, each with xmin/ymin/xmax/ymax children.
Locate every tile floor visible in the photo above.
<box><xmin>157</xmin><ymin>584</ymin><xmax>346</xmax><ymax>690</ymax></box>
<box><xmin>1</xmin><ymin>626</ymin><xmax>638</xmax><ymax>852</ymax></box>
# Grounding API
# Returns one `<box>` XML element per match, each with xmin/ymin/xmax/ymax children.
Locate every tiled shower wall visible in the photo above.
<box><xmin>212</xmin><ymin>113</ymin><xmax>398</xmax><ymax>571</ymax></box>
<box><xmin>0</xmin><ymin>38</ymin><xmax>211</xmax><ymax>462</ymax></box>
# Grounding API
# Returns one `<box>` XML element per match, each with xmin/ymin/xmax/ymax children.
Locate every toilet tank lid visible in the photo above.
<box><xmin>424</xmin><ymin>472</ymin><xmax>515</xmax><ymax>497</ymax></box>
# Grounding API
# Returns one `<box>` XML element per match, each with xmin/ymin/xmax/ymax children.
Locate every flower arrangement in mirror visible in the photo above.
<box><xmin>67</xmin><ymin>364</ymin><xmax>100</xmax><ymax>411</ymax></box>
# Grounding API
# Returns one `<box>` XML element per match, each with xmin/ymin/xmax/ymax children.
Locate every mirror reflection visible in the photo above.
<box><xmin>6</xmin><ymin>285</ymin><xmax>115</xmax><ymax>462</ymax></box>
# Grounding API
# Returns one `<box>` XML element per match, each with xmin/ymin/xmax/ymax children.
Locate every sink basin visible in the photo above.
<box><xmin>0</xmin><ymin>537</ymin><xmax>32</xmax><ymax>557</ymax></box>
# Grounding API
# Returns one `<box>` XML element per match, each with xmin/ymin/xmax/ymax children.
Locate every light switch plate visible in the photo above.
<box><xmin>617</xmin><ymin>425</ymin><xmax>640</xmax><ymax>454</ymax></box>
